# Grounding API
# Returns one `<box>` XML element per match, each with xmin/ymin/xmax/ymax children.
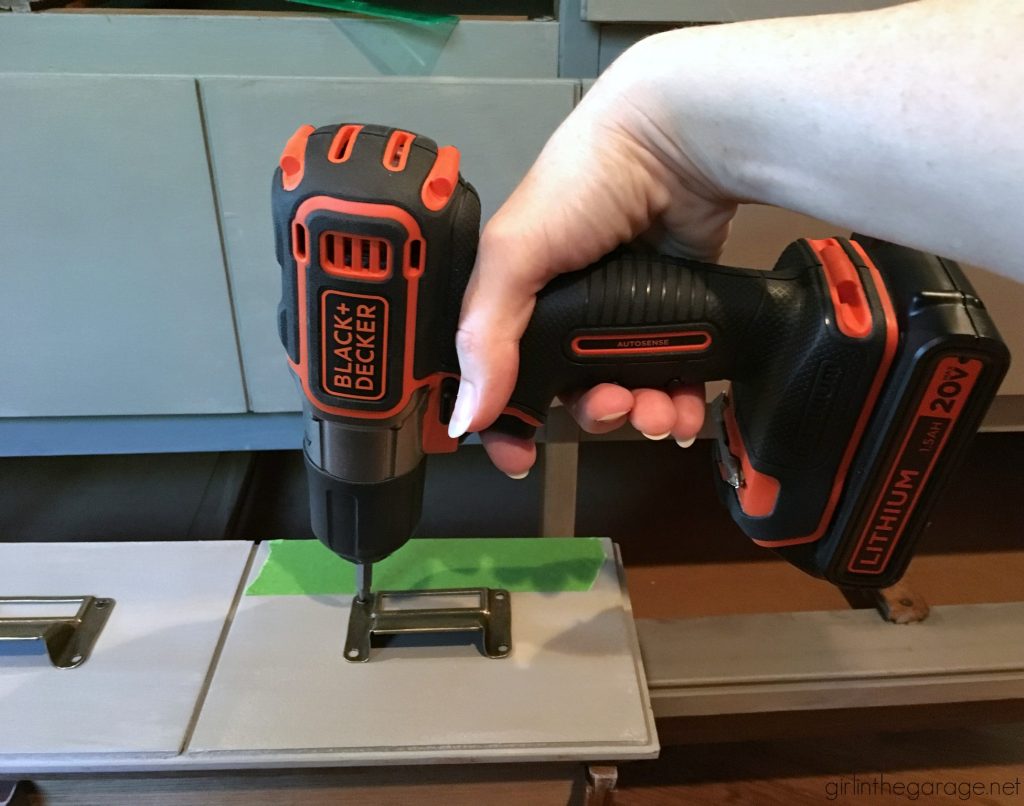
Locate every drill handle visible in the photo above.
<box><xmin>500</xmin><ymin>249</ymin><xmax>772</xmax><ymax>429</ymax></box>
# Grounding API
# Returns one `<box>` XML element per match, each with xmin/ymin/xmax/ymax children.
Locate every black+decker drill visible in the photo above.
<box><xmin>272</xmin><ymin>122</ymin><xmax>1009</xmax><ymax>598</ymax></box>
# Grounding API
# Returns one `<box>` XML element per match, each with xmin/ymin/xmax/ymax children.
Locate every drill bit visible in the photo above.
<box><xmin>355</xmin><ymin>562</ymin><xmax>373</xmax><ymax>603</ymax></box>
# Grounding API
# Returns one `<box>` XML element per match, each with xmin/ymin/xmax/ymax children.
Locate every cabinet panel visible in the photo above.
<box><xmin>0</xmin><ymin>15</ymin><xmax>557</xmax><ymax>79</ymax></box>
<box><xmin>584</xmin><ymin>0</ymin><xmax>907</xmax><ymax>23</ymax></box>
<box><xmin>0</xmin><ymin>74</ymin><xmax>246</xmax><ymax>417</ymax></box>
<box><xmin>201</xmin><ymin>77</ymin><xmax>576</xmax><ymax>412</ymax></box>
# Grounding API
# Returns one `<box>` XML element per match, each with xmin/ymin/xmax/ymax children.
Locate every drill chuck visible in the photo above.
<box><xmin>302</xmin><ymin>404</ymin><xmax>427</xmax><ymax>563</ymax></box>
<box><xmin>304</xmin><ymin>450</ymin><xmax>425</xmax><ymax>564</ymax></box>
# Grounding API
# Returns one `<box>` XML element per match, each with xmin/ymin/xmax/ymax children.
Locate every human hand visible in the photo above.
<box><xmin>448</xmin><ymin>0</ymin><xmax>1024</xmax><ymax>478</ymax></box>
<box><xmin>448</xmin><ymin>36</ymin><xmax>739</xmax><ymax>477</ymax></box>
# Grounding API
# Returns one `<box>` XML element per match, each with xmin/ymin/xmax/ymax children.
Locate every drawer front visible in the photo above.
<box><xmin>0</xmin><ymin>74</ymin><xmax>246</xmax><ymax>417</ymax></box>
<box><xmin>0</xmin><ymin>14</ymin><xmax>558</xmax><ymax>79</ymax></box>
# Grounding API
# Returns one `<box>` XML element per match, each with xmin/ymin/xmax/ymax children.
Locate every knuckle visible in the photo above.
<box><xmin>478</xmin><ymin>217</ymin><xmax>517</xmax><ymax>256</ymax></box>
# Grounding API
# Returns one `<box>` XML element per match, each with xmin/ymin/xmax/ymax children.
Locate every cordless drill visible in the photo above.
<box><xmin>272</xmin><ymin>122</ymin><xmax>1009</xmax><ymax>597</ymax></box>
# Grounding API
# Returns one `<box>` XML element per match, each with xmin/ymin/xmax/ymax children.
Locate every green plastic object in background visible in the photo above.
<box><xmin>285</xmin><ymin>0</ymin><xmax>458</xmax><ymax>25</ymax></box>
<box><xmin>285</xmin><ymin>0</ymin><xmax>459</xmax><ymax>75</ymax></box>
<box><xmin>246</xmin><ymin>538</ymin><xmax>606</xmax><ymax>596</ymax></box>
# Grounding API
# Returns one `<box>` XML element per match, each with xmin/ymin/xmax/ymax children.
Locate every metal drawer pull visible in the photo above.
<box><xmin>344</xmin><ymin>587</ymin><xmax>511</xmax><ymax>663</ymax></box>
<box><xmin>0</xmin><ymin>596</ymin><xmax>115</xmax><ymax>669</ymax></box>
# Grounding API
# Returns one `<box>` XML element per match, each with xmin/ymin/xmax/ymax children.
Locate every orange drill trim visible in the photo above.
<box><xmin>289</xmin><ymin>196</ymin><xmax>426</xmax><ymax>421</ymax></box>
<box><xmin>723</xmin><ymin>402</ymin><xmax>781</xmax><ymax>518</ymax></box>
<box><xmin>279</xmin><ymin>124</ymin><xmax>315</xmax><ymax>191</ymax></box>
<box><xmin>327</xmin><ymin>124</ymin><xmax>362</xmax><ymax>164</ymax></box>
<box><xmin>815</xmin><ymin>239</ymin><xmax>873</xmax><ymax>339</ymax></box>
<box><xmin>382</xmin><ymin>130</ymin><xmax>415</xmax><ymax>172</ymax></box>
<box><xmin>421</xmin><ymin>145</ymin><xmax>461</xmax><ymax>211</ymax></box>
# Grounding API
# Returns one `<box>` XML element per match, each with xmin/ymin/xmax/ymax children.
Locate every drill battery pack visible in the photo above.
<box><xmin>729</xmin><ymin>237</ymin><xmax>1009</xmax><ymax>588</ymax></box>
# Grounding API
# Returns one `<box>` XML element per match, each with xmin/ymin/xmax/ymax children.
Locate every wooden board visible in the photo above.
<box><xmin>186</xmin><ymin>538</ymin><xmax>658</xmax><ymax>765</ymax></box>
<box><xmin>0</xmin><ymin>542</ymin><xmax>253</xmax><ymax>773</ymax></box>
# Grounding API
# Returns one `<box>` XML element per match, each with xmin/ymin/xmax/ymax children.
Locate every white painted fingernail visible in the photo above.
<box><xmin>675</xmin><ymin>436</ymin><xmax>696</xmax><ymax>448</ymax></box>
<box><xmin>596</xmin><ymin>411</ymin><xmax>630</xmax><ymax>423</ymax></box>
<box><xmin>506</xmin><ymin>471</ymin><xmax>530</xmax><ymax>480</ymax></box>
<box><xmin>447</xmin><ymin>381</ymin><xmax>477</xmax><ymax>438</ymax></box>
<box><xmin>642</xmin><ymin>431</ymin><xmax>671</xmax><ymax>441</ymax></box>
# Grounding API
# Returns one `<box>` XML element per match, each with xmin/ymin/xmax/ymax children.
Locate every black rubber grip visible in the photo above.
<box><xmin>506</xmin><ymin>250</ymin><xmax>771</xmax><ymax>419</ymax></box>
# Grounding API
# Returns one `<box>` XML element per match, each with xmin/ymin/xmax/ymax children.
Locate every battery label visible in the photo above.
<box><xmin>847</xmin><ymin>356</ymin><xmax>982</xmax><ymax>575</ymax></box>
<box><xmin>320</xmin><ymin>290</ymin><xmax>388</xmax><ymax>400</ymax></box>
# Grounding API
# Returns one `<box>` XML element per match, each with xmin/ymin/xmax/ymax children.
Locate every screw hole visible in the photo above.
<box><xmin>497</xmin><ymin>645</ymin><xmax>509</xmax><ymax>654</ymax></box>
<box><xmin>71</xmin><ymin>655</ymin><xmax>83</xmax><ymax>664</ymax></box>
<box><xmin>96</xmin><ymin>601</ymin><xmax>109</xmax><ymax>608</ymax></box>
<box><xmin>347</xmin><ymin>649</ymin><xmax>360</xmax><ymax>659</ymax></box>
<box><xmin>495</xmin><ymin>593</ymin><xmax>505</xmax><ymax>601</ymax></box>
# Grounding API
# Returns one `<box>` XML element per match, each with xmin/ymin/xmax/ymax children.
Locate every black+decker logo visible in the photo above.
<box><xmin>320</xmin><ymin>290</ymin><xmax>388</xmax><ymax>400</ymax></box>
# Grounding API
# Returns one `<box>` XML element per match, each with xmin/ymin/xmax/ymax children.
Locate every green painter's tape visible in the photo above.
<box><xmin>246</xmin><ymin>538</ymin><xmax>606</xmax><ymax>596</ymax></box>
<box><xmin>285</xmin><ymin>0</ymin><xmax>458</xmax><ymax>25</ymax></box>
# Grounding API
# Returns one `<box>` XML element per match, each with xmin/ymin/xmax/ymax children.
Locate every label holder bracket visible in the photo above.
<box><xmin>0</xmin><ymin>595</ymin><xmax>115</xmax><ymax>669</ymax></box>
<box><xmin>344</xmin><ymin>587</ymin><xmax>511</xmax><ymax>663</ymax></box>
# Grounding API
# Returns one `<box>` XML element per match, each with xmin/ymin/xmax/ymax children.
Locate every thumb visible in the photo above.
<box><xmin>448</xmin><ymin>222</ymin><xmax>544</xmax><ymax>437</ymax></box>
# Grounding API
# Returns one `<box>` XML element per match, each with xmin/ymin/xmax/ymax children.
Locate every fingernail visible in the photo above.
<box><xmin>596</xmin><ymin>411</ymin><xmax>630</xmax><ymax>423</ymax></box>
<box><xmin>676</xmin><ymin>436</ymin><xmax>696</xmax><ymax>448</ymax></box>
<box><xmin>642</xmin><ymin>431</ymin><xmax>671</xmax><ymax>441</ymax></box>
<box><xmin>447</xmin><ymin>381</ymin><xmax>477</xmax><ymax>438</ymax></box>
<box><xmin>506</xmin><ymin>470</ymin><xmax>530</xmax><ymax>480</ymax></box>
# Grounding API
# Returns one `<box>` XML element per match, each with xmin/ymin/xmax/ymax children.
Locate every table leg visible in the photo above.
<box><xmin>584</xmin><ymin>764</ymin><xmax>618</xmax><ymax>806</ymax></box>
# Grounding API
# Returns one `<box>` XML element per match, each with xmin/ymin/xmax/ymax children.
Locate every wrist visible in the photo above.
<box><xmin>607</xmin><ymin>27</ymin><xmax>771</xmax><ymax>206</ymax></box>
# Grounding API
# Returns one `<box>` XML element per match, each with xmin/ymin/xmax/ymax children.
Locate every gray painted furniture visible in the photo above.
<box><xmin>0</xmin><ymin>539</ymin><xmax>658</xmax><ymax>772</ymax></box>
<box><xmin>187</xmin><ymin>539</ymin><xmax>657</xmax><ymax>766</ymax></box>
<box><xmin>0</xmin><ymin>541</ymin><xmax>251</xmax><ymax>769</ymax></box>
<box><xmin>0</xmin><ymin>74</ymin><xmax>246</xmax><ymax>418</ymax></box>
<box><xmin>3</xmin><ymin>541</ymin><xmax>1023</xmax><ymax>776</ymax></box>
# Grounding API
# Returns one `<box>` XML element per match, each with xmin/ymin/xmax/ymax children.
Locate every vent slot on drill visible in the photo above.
<box><xmin>328</xmin><ymin>124</ymin><xmax>361</xmax><ymax>163</ymax></box>
<box><xmin>407</xmin><ymin>238</ymin><xmax>424</xmax><ymax>274</ymax></box>
<box><xmin>292</xmin><ymin>222</ymin><xmax>308</xmax><ymax>261</ymax></box>
<box><xmin>320</xmin><ymin>231</ymin><xmax>391</xmax><ymax>279</ymax></box>
<box><xmin>383</xmin><ymin>131</ymin><xmax>415</xmax><ymax>172</ymax></box>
